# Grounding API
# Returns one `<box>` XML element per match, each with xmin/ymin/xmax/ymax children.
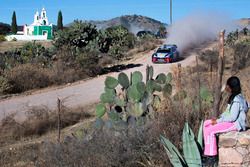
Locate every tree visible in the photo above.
<box><xmin>157</xmin><ymin>25</ymin><xmax>167</xmax><ymax>38</ymax></box>
<box><xmin>57</xmin><ymin>10</ymin><xmax>63</xmax><ymax>30</ymax></box>
<box><xmin>0</xmin><ymin>22</ymin><xmax>11</xmax><ymax>35</ymax></box>
<box><xmin>54</xmin><ymin>20</ymin><xmax>98</xmax><ymax>49</ymax></box>
<box><xmin>11</xmin><ymin>11</ymin><xmax>17</xmax><ymax>34</ymax></box>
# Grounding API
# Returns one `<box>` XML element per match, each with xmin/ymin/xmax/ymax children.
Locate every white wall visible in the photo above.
<box><xmin>5</xmin><ymin>35</ymin><xmax>48</xmax><ymax>41</ymax></box>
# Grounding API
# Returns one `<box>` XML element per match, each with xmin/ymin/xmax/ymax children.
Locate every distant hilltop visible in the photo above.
<box><xmin>68</xmin><ymin>14</ymin><xmax>168</xmax><ymax>35</ymax></box>
<box><xmin>239</xmin><ymin>18</ymin><xmax>250</xmax><ymax>27</ymax></box>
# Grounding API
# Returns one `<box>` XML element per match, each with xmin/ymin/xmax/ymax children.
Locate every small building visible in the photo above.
<box><xmin>6</xmin><ymin>8</ymin><xmax>53</xmax><ymax>41</ymax></box>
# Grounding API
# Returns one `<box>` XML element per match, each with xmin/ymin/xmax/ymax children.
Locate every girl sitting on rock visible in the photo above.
<box><xmin>203</xmin><ymin>76</ymin><xmax>249</xmax><ymax>164</ymax></box>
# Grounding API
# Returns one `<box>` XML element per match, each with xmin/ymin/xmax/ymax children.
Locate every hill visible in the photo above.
<box><xmin>69</xmin><ymin>15</ymin><xmax>167</xmax><ymax>35</ymax></box>
<box><xmin>239</xmin><ymin>18</ymin><xmax>250</xmax><ymax>27</ymax></box>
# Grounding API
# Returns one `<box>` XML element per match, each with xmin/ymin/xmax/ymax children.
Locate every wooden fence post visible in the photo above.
<box><xmin>176</xmin><ymin>63</ymin><xmax>182</xmax><ymax>92</ymax></box>
<box><xmin>196</xmin><ymin>56</ymin><xmax>202</xmax><ymax>117</ymax></box>
<box><xmin>212</xmin><ymin>30</ymin><xmax>225</xmax><ymax>117</ymax></box>
<box><xmin>57</xmin><ymin>98</ymin><xmax>62</xmax><ymax>143</ymax></box>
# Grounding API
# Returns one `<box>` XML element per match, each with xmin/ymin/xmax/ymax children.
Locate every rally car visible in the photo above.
<box><xmin>152</xmin><ymin>44</ymin><xmax>179</xmax><ymax>63</ymax></box>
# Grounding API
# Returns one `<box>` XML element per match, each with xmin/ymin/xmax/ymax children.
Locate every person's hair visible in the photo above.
<box><xmin>226</xmin><ymin>76</ymin><xmax>241</xmax><ymax>104</ymax></box>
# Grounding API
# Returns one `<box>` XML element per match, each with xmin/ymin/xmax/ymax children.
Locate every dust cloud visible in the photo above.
<box><xmin>166</xmin><ymin>11</ymin><xmax>239</xmax><ymax>52</ymax></box>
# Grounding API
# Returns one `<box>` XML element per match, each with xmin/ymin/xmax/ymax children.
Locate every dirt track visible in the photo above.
<box><xmin>0</xmin><ymin>43</ymin><xmax>214</xmax><ymax>121</ymax></box>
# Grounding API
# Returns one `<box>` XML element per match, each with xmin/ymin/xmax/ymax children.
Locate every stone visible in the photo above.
<box><xmin>219</xmin><ymin>137</ymin><xmax>237</xmax><ymax>147</ymax></box>
<box><xmin>243</xmin><ymin>155</ymin><xmax>250</xmax><ymax>163</ymax></box>
<box><xmin>219</xmin><ymin>163</ymin><xmax>242</xmax><ymax>167</ymax></box>
<box><xmin>236</xmin><ymin>147</ymin><xmax>249</xmax><ymax>156</ymax></box>
<box><xmin>238</xmin><ymin>137</ymin><xmax>250</xmax><ymax>146</ymax></box>
<box><xmin>218</xmin><ymin>130</ymin><xmax>250</xmax><ymax>166</ymax></box>
<box><xmin>219</xmin><ymin>148</ymin><xmax>243</xmax><ymax>164</ymax></box>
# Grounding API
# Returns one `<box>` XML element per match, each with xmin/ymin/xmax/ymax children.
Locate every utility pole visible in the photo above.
<box><xmin>170</xmin><ymin>0</ymin><xmax>173</xmax><ymax>25</ymax></box>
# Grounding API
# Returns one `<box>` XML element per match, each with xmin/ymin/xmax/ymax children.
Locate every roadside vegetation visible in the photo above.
<box><xmin>0</xmin><ymin>20</ymin><xmax>162</xmax><ymax>95</ymax></box>
<box><xmin>0</xmin><ymin>26</ymin><xmax>250</xmax><ymax>167</ymax></box>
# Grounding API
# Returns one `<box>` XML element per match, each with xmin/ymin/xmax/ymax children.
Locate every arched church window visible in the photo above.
<box><xmin>43</xmin><ymin>20</ymin><xmax>46</xmax><ymax>25</ymax></box>
<box><xmin>43</xmin><ymin>13</ymin><xmax>45</xmax><ymax>17</ymax></box>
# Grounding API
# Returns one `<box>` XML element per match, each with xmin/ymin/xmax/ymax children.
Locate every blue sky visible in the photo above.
<box><xmin>0</xmin><ymin>0</ymin><xmax>250</xmax><ymax>25</ymax></box>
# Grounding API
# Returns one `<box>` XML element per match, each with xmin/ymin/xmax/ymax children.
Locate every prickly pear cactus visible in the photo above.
<box><xmin>165</xmin><ymin>72</ymin><xmax>173</xmax><ymax>83</ymax></box>
<box><xmin>96</xmin><ymin>103</ymin><xmax>106</xmax><ymax>118</ymax></box>
<box><xmin>163</xmin><ymin>83</ymin><xmax>172</xmax><ymax>98</ymax></box>
<box><xmin>118</xmin><ymin>72</ymin><xmax>129</xmax><ymax>89</ymax></box>
<box><xmin>131</xmin><ymin>71</ymin><xmax>143</xmax><ymax>85</ymax></box>
<box><xmin>96</xmin><ymin>65</ymin><xmax>173</xmax><ymax>126</ymax></box>
<box><xmin>155</xmin><ymin>73</ymin><xmax>167</xmax><ymax>84</ymax></box>
<box><xmin>105</xmin><ymin>76</ymin><xmax>118</xmax><ymax>89</ymax></box>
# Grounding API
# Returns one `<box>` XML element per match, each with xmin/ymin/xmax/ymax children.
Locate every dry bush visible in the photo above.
<box><xmin>4</xmin><ymin>64</ymin><xmax>52</xmax><ymax>93</ymax></box>
<box><xmin>2</xmin><ymin>62</ymin><xmax>88</xmax><ymax>94</ymax></box>
<box><xmin>35</xmin><ymin>97</ymin><xmax>203</xmax><ymax>167</ymax></box>
<box><xmin>0</xmin><ymin>106</ymin><xmax>93</xmax><ymax>147</ymax></box>
<box><xmin>98</xmin><ymin>55</ymin><xmax>114</xmax><ymax>67</ymax></box>
<box><xmin>49</xmin><ymin>61</ymin><xmax>84</xmax><ymax>84</ymax></box>
<box><xmin>232</xmin><ymin>42</ymin><xmax>250</xmax><ymax>71</ymax></box>
<box><xmin>198</xmin><ymin>49</ymin><xmax>219</xmax><ymax>71</ymax></box>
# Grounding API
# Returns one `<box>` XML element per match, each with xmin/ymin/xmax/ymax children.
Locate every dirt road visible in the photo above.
<box><xmin>0</xmin><ymin>43</ymin><xmax>213</xmax><ymax>121</ymax></box>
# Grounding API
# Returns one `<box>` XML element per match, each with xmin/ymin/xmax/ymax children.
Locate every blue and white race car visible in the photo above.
<box><xmin>152</xmin><ymin>44</ymin><xmax>179</xmax><ymax>63</ymax></box>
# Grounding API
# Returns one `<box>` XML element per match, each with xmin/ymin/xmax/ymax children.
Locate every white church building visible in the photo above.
<box><xmin>6</xmin><ymin>8</ymin><xmax>53</xmax><ymax>41</ymax></box>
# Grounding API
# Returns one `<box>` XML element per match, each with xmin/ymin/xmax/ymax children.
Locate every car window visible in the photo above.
<box><xmin>157</xmin><ymin>49</ymin><xmax>171</xmax><ymax>53</ymax></box>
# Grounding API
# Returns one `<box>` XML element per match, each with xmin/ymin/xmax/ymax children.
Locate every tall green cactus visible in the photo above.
<box><xmin>160</xmin><ymin>121</ymin><xmax>203</xmax><ymax>167</ymax></box>
<box><xmin>146</xmin><ymin>65</ymin><xmax>154</xmax><ymax>83</ymax></box>
<box><xmin>96</xmin><ymin>65</ymin><xmax>173</xmax><ymax>125</ymax></box>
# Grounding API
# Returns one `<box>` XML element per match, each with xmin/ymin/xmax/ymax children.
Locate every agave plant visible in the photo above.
<box><xmin>160</xmin><ymin>121</ymin><xmax>204</xmax><ymax>167</ymax></box>
<box><xmin>96</xmin><ymin>65</ymin><xmax>173</xmax><ymax>125</ymax></box>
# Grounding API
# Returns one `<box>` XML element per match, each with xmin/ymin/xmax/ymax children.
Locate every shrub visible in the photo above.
<box><xmin>232</xmin><ymin>42</ymin><xmax>250</xmax><ymax>71</ymax></box>
<box><xmin>0</xmin><ymin>35</ymin><xmax>6</xmax><ymax>42</ymax></box>
<box><xmin>53</xmin><ymin>21</ymin><xmax>98</xmax><ymax>49</ymax></box>
<box><xmin>0</xmin><ymin>76</ymin><xmax>12</xmax><ymax>95</ymax></box>
<box><xmin>0</xmin><ymin>106</ymin><xmax>93</xmax><ymax>143</ymax></box>
<box><xmin>4</xmin><ymin>64</ymin><xmax>51</xmax><ymax>93</ymax></box>
<box><xmin>199</xmin><ymin>50</ymin><xmax>219</xmax><ymax>70</ymax></box>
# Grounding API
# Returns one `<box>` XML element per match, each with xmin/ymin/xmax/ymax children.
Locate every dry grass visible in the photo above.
<box><xmin>0</xmin><ymin>105</ymin><xmax>93</xmax><ymax>148</ymax></box>
<box><xmin>0</xmin><ymin>41</ymin><xmax>52</xmax><ymax>53</ymax></box>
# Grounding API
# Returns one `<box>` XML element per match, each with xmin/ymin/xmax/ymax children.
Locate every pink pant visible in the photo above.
<box><xmin>203</xmin><ymin>120</ymin><xmax>237</xmax><ymax>156</ymax></box>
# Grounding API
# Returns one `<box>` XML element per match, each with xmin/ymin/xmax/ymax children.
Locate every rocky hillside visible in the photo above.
<box><xmin>86</xmin><ymin>15</ymin><xmax>167</xmax><ymax>35</ymax></box>
<box><xmin>239</xmin><ymin>18</ymin><xmax>250</xmax><ymax>27</ymax></box>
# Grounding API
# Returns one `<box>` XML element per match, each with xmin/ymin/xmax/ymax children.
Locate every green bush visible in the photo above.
<box><xmin>53</xmin><ymin>20</ymin><xmax>98</xmax><ymax>49</ymax></box>
<box><xmin>0</xmin><ymin>76</ymin><xmax>12</xmax><ymax>95</ymax></box>
<box><xmin>0</xmin><ymin>35</ymin><xmax>6</xmax><ymax>41</ymax></box>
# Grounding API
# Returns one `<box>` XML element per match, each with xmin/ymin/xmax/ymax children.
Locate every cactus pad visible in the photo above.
<box><xmin>96</xmin><ymin>103</ymin><xmax>106</xmax><ymax>118</ymax></box>
<box><xmin>131</xmin><ymin>71</ymin><xmax>143</xmax><ymax>85</ymax></box>
<box><xmin>118</xmin><ymin>72</ymin><xmax>129</xmax><ymax>89</ymax></box>
<box><xmin>105</xmin><ymin>76</ymin><xmax>119</xmax><ymax>89</ymax></box>
<box><xmin>156</xmin><ymin>73</ymin><xmax>167</xmax><ymax>84</ymax></box>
